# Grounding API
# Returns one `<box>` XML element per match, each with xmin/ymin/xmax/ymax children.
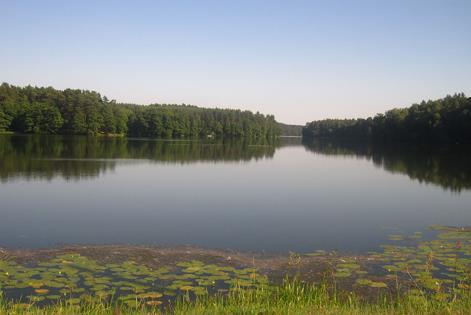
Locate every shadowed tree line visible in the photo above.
<box><xmin>278</xmin><ymin>123</ymin><xmax>303</xmax><ymax>137</ymax></box>
<box><xmin>303</xmin><ymin>139</ymin><xmax>471</xmax><ymax>192</ymax></box>
<box><xmin>0</xmin><ymin>135</ymin><xmax>278</xmax><ymax>181</ymax></box>
<box><xmin>302</xmin><ymin>94</ymin><xmax>471</xmax><ymax>144</ymax></box>
<box><xmin>0</xmin><ymin>83</ymin><xmax>280</xmax><ymax>139</ymax></box>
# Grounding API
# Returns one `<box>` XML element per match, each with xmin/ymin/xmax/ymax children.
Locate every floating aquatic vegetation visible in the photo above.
<box><xmin>34</xmin><ymin>289</ymin><xmax>49</xmax><ymax>295</ymax></box>
<box><xmin>389</xmin><ymin>234</ymin><xmax>405</xmax><ymax>241</ymax></box>
<box><xmin>0</xmin><ymin>225</ymin><xmax>468</xmax><ymax>309</ymax></box>
<box><xmin>355</xmin><ymin>278</ymin><xmax>372</xmax><ymax>286</ymax></box>
<box><xmin>0</xmin><ymin>253</ymin><xmax>267</xmax><ymax>307</ymax></box>
<box><xmin>179</xmin><ymin>285</ymin><xmax>193</xmax><ymax>291</ymax></box>
<box><xmin>333</xmin><ymin>260</ymin><xmax>365</xmax><ymax>279</ymax></box>
<box><xmin>368</xmin><ymin>281</ymin><xmax>388</xmax><ymax>288</ymax></box>
<box><xmin>305</xmin><ymin>250</ymin><xmax>328</xmax><ymax>257</ymax></box>
<box><xmin>375</xmin><ymin>226</ymin><xmax>471</xmax><ymax>299</ymax></box>
<box><xmin>137</xmin><ymin>292</ymin><xmax>163</xmax><ymax>299</ymax></box>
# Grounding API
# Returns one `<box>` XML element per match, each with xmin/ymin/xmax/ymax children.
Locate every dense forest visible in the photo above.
<box><xmin>0</xmin><ymin>83</ymin><xmax>280</xmax><ymax>139</ymax></box>
<box><xmin>278</xmin><ymin>123</ymin><xmax>303</xmax><ymax>137</ymax></box>
<box><xmin>303</xmin><ymin>94</ymin><xmax>471</xmax><ymax>144</ymax></box>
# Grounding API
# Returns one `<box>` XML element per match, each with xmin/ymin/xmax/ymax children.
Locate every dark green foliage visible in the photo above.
<box><xmin>278</xmin><ymin>123</ymin><xmax>303</xmax><ymax>137</ymax></box>
<box><xmin>303</xmin><ymin>94</ymin><xmax>471</xmax><ymax>144</ymax></box>
<box><xmin>0</xmin><ymin>83</ymin><xmax>280</xmax><ymax>139</ymax></box>
<box><xmin>303</xmin><ymin>119</ymin><xmax>365</xmax><ymax>139</ymax></box>
<box><xmin>125</xmin><ymin>104</ymin><xmax>279</xmax><ymax>139</ymax></box>
<box><xmin>0</xmin><ymin>110</ymin><xmax>11</xmax><ymax>131</ymax></box>
<box><xmin>20</xmin><ymin>103</ymin><xmax>63</xmax><ymax>134</ymax></box>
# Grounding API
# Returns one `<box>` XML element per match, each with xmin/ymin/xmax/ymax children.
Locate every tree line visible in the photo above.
<box><xmin>0</xmin><ymin>83</ymin><xmax>280</xmax><ymax>139</ymax></box>
<box><xmin>302</xmin><ymin>94</ymin><xmax>471</xmax><ymax>144</ymax></box>
<box><xmin>278</xmin><ymin>123</ymin><xmax>303</xmax><ymax>137</ymax></box>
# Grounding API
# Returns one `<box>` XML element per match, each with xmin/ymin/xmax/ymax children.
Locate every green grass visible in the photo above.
<box><xmin>1</xmin><ymin>280</ymin><xmax>470</xmax><ymax>315</ymax></box>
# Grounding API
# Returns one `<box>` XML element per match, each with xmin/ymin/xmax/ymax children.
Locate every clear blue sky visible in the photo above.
<box><xmin>2</xmin><ymin>0</ymin><xmax>470</xmax><ymax>124</ymax></box>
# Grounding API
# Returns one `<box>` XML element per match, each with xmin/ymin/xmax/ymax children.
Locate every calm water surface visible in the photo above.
<box><xmin>0</xmin><ymin>135</ymin><xmax>470</xmax><ymax>253</ymax></box>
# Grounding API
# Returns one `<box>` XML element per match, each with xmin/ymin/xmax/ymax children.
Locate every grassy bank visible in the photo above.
<box><xmin>1</xmin><ymin>280</ymin><xmax>471</xmax><ymax>315</ymax></box>
<box><xmin>173</xmin><ymin>282</ymin><xmax>471</xmax><ymax>315</ymax></box>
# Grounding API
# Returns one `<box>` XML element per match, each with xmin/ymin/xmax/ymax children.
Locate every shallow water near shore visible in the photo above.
<box><xmin>0</xmin><ymin>134</ymin><xmax>470</xmax><ymax>253</ymax></box>
<box><xmin>0</xmin><ymin>225</ymin><xmax>469</xmax><ymax>307</ymax></box>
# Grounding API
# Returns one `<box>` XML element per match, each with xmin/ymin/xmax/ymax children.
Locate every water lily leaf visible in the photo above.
<box><xmin>369</xmin><ymin>282</ymin><xmax>388</xmax><ymax>288</ymax></box>
<box><xmin>137</xmin><ymin>292</ymin><xmax>163</xmax><ymax>299</ymax></box>
<box><xmin>355</xmin><ymin>278</ymin><xmax>372</xmax><ymax>286</ymax></box>
<box><xmin>179</xmin><ymin>285</ymin><xmax>193</xmax><ymax>291</ymax></box>
<box><xmin>389</xmin><ymin>234</ymin><xmax>405</xmax><ymax>241</ymax></box>
<box><xmin>34</xmin><ymin>288</ymin><xmax>50</xmax><ymax>294</ymax></box>
<box><xmin>334</xmin><ymin>271</ymin><xmax>352</xmax><ymax>278</ymax></box>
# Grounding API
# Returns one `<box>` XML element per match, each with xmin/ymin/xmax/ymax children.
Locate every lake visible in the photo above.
<box><xmin>0</xmin><ymin>134</ymin><xmax>470</xmax><ymax>253</ymax></box>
